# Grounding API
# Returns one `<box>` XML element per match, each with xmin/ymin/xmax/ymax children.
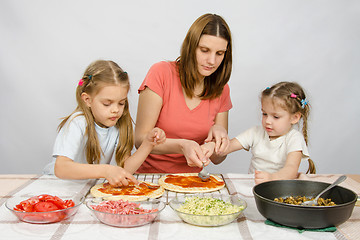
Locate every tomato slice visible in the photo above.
<box><xmin>38</xmin><ymin>194</ymin><xmax>52</xmax><ymax>201</ymax></box>
<box><xmin>22</xmin><ymin>204</ymin><xmax>34</xmax><ymax>212</ymax></box>
<box><xmin>64</xmin><ymin>200</ymin><xmax>75</xmax><ymax>208</ymax></box>
<box><xmin>34</xmin><ymin>202</ymin><xmax>60</xmax><ymax>212</ymax></box>
<box><xmin>48</xmin><ymin>196</ymin><xmax>66</xmax><ymax>209</ymax></box>
<box><xmin>19</xmin><ymin>201</ymin><xmax>35</xmax><ymax>212</ymax></box>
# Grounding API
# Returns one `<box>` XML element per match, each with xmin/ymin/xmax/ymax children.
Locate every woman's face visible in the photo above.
<box><xmin>196</xmin><ymin>34</ymin><xmax>228</xmax><ymax>78</ymax></box>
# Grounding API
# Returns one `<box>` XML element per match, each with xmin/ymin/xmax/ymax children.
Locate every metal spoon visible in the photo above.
<box><xmin>301</xmin><ymin>175</ymin><xmax>347</xmax><ymax>206</ymax></box>
<box><xmin>198</xmin><ymin>162</ymin><xmax>210</xmax><ymax>181</ymax></box>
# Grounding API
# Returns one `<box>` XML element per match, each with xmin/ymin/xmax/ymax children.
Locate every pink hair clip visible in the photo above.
<box><xmin>290</xmin><ymin>93</ymin><xmax>297</xmax><ymax>98</ymax></box>
<box><xmin>78</xmin><ymin>79</ymin><xmax>84</xmax><ymax>86</ymax></box>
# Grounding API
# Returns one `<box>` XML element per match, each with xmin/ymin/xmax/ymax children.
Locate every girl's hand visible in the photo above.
<box><xmin>201</xmin><ymin>141</ymin><xmax>215</xmax><ymax>159</ymax></box>
<box><xmin>254</xmin><ymin>170</ymin><xmax>272</xmax><ymax>185</ymax></box>
<box><xmin>205</xmin><ymin>124</ymin><xmax>230</xmax><ymax>155</ymax></box>
<box><xmin>146</xmin><ymin>127</ymin><xmax>166</xmax><ymax>145</ymax></box>
<box><xmin>104</xmin><ymin>165</ymin><xmax>139</xmax><ymax>187</ymax></box>
<box><xmin>181</xmin><ymin>140</ymin><xmax>210</xmax><ymax>168</ymax></box>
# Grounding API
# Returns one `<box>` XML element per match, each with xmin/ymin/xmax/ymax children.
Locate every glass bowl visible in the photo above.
<box><xmin>5</xmin><ymin>194</ymin><xmax>84</xmax><ymax>224</ymax></box>
<box><xmin>86</xmin><ymin>199</ymin><xmax>165</xmax><ymax>227</ymax></box>
<box><xmin>169</xmin><ymin>194</ymin><xmax>247</xmax><ymax>227</ymax></box>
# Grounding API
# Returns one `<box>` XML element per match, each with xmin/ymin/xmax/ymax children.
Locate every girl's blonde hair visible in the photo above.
<box><xmin>262</xmin><ymin>81</ymin><xmax>310</xmax><ymax>145</ymax></box>
<box><xmin>176</xmin><ymin>13</ymin><xmax>232</xmax><ymax>100</ymax></box>
<box><xmin>58</xmin><ymin>60</ymin><xmax>133</xmax><ymax>167</ymax></box>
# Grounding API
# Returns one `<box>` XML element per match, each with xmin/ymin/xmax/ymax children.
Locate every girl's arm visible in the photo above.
<box><xmin>54</xmin><ymin>156</ymin><xmax>138</xmax><ymax>186</ymax></box>
<box><xmin>124</xmin><ymin>128</ymin><xmax>166</xmax><ymax>173</ymax></box>
<box><xmin>210</xmin><ymin>137</ymin><xmax>245</xmax><ymax>164</ymax></box>
<box><xmin>254</xmin><ymin>151</ymin><xmax>302</xmax><ymax>184</ymax></box>
<box><xmin>135</xmin><ymin>87</ymin><xmax>207</xmax><ymax>168</ymax></box>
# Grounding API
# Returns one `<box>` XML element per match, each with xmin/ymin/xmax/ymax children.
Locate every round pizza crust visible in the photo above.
<box><xmin>158</xmin><ymin>173</ymin><xmax>225</xmax><ymax>193</ymax></box>
<box><xmin>90</xmin><ymin>181</ymin><xmax>165</xmax><ymax>201</ymax></box>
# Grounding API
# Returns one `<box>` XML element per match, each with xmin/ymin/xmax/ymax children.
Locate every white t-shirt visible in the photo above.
<box><xmin>235</xmin><ymin>126</ymin><xmax>309</xmax><ymax>174</ymax></box>
<box><xmin>43</xmin><ymin>113</ymin><xmax>119</xmax><ymax>174</ymax></box>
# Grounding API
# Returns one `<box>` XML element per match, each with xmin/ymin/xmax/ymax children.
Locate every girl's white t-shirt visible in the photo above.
<box><xmin>235</xmin><ymin>126</ymin><xmax>309</xmax><ymax>174</ymax></box>
<box><xmin>43</xmin><ymin>113</ymin><xmax>119</xmax><ymax>175</ymax></box>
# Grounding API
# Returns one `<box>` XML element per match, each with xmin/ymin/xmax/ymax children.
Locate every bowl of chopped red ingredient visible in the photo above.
<box><xmin>86</xmin><ymin>198</ymin><xmax>165</xmax><ymax>227</ymax></box>
<box><xmin>6</xmin><ymin>194</ymin><xmax>84</xmax><ymax>224</ymax></box>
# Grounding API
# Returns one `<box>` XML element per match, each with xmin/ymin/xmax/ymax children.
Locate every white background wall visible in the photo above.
<box><xmin>1</xmin><ymin>0</ymin><xmax>359</xmax><ymax>174</ymax></box>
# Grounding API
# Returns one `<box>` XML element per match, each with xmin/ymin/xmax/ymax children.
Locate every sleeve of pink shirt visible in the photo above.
<box><xmin>138</xmin><ymin>61</ymin><xmax>170</xmax><ymax>98</ymax></box>
<box><xmin>219</xmin><ymin>84</ymin><xmax>232</xmax><ymax>112</ymax></box>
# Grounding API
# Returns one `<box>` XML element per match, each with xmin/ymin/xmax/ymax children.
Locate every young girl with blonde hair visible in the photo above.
<box><xmin>204</xmin><ymin>81</ymin><xmax>314</xmax><ymax>184</ymax></box>
<box><xmin>43</xmin><ymin>60</ymin><xmax>165</xmax><ymax>186</ymax></box>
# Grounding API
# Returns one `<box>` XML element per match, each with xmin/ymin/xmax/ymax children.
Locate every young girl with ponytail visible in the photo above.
<box><xmin>43</xmin><ymin>60</ymin><xmax>165</xmax><ymax>186</ymax></box>
<box><xmin>204</xmin><ymin>81</ymin><xmax>314</xmax><ymax>184</ymax></box>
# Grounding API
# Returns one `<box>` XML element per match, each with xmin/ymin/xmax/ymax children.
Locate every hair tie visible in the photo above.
<box><xmin>88</xmin><ymin>75</ymin><xmax>92</xmax><ymax>80</ymax></box>
<box><xmin>301</xmin><ymin>98</ymin><xmax>308</xmax><ymax>108</ymax></box>
<box><xmin>78</xmin><ymin>79</ymin><xmax>84</xmax><ymax>86</ymax></box>
<box><xmin>265</xmin><ymin>87</ymin><xmax>270</xmax><ymax>90</ymax></box>
<box><xmin>290</xmin><ymin>93</ymin><xmax>308</xmax><ymax>108</ymax></box>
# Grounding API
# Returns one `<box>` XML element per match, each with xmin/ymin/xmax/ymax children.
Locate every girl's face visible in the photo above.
<box><xmin>261</xmin><ymin>97</ymin><xmax>301</xmax><ymax>140</ymax></box>
<box><xmin>82</xmin><ymin>84</ymin><xmax>128</xmax><ymax>128</ymax></box>
<box><xmin>196</xmin><ymin>34</ymin><xmax>228</xmax><ymax>78</ymax></box>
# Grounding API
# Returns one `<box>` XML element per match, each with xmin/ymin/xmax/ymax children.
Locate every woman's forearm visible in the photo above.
<box><xmin>146</xmin><ymin>138</ymin><xmax>188</xmax><ymax>155</ymax></box>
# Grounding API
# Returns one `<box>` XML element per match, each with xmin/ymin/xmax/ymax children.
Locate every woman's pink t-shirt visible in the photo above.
<box><xmin>137</xmin><ymin>61</ymin><xmax>232</xmax><ymax>173</ymax></box>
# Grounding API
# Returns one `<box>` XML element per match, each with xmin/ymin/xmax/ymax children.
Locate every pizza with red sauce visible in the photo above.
<box><xmin>90</xmin><ymin>181</ymin><xmax>164</xmax><ymax>201</ymax></box>
<box><xmin>158</xmin><ymin>173</ymin><xmax>225</xmax><ymax>193</ymax></box>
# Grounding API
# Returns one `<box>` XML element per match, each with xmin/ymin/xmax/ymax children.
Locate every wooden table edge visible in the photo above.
<box><xmin>347</xmin><ymin>174</ymin><xmax>360</xmax><ymax>183</ymax></box>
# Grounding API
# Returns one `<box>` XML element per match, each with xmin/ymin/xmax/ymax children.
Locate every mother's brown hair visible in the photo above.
<box><xmin>177</xmin><ymin>13</ymin><xmax>232</xmax><ymax>99</ymax></box>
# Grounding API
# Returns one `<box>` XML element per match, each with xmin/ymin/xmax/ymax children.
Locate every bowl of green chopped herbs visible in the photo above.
<box><xmin>169</xmin><ymin>194</ymin><xmax>246</xmax><ymax>227</ymax></box>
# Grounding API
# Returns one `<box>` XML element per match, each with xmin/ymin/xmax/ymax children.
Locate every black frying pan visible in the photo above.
<box><xmin>253</xmin><ymin>179</ymin><xmax>357</xmax><ymax>229</ymax></box>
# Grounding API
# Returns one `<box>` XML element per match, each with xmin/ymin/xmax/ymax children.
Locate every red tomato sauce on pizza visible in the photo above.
<box><xmin>164</xmin><ymin>175</ymin><xmax>224</xmax><ymax>188</ymax></box>
<box><xmin>98</xmin><ymin>182</ymin><xmax>160</xmax><ymax>196</ymax></box>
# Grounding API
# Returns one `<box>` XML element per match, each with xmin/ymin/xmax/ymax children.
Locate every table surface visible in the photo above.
<box><xmin>0</xmin><ymin>173</ymin><xmax>359</xmax><ymax>240</ymax></box>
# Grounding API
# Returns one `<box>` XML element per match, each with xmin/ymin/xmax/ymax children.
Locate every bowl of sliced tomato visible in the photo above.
<box><xmin>5</xmin><ymin>194</ymin><xmax>84</xmax><ymax>224</ymax></box>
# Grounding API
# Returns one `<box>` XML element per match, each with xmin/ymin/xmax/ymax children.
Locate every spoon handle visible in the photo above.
<box><xmin>314</xmin><ymin>175</ymin><xmax>347</xmax><ymax>201</ymax></box>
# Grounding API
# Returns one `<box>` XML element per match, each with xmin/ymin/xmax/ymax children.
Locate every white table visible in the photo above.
<box><xmin>0</xmin><ymin>173</ymin><xmax>359</xmax><ymax>240</ymax></box>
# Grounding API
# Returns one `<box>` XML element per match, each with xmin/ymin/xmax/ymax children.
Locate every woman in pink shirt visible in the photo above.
<box><xmin>135</xmin><ymin>13</ymin><xmax>233</xmax><ymax>173</ymax></box>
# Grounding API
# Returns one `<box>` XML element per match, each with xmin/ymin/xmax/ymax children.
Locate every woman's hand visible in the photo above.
<box><xmin>104</xmin><ymin>165</ymin><xmax>139</xmax><ymax>187</ymax></box>
<box><xmin>181</xmin><ymin>140</ymin><xmax>211</xmax><ymax>168</ymax></box>
<box><xmin>205</xmin><ymin>124</ymin><xmax>230</xmax><ymax>154</ymax></box>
